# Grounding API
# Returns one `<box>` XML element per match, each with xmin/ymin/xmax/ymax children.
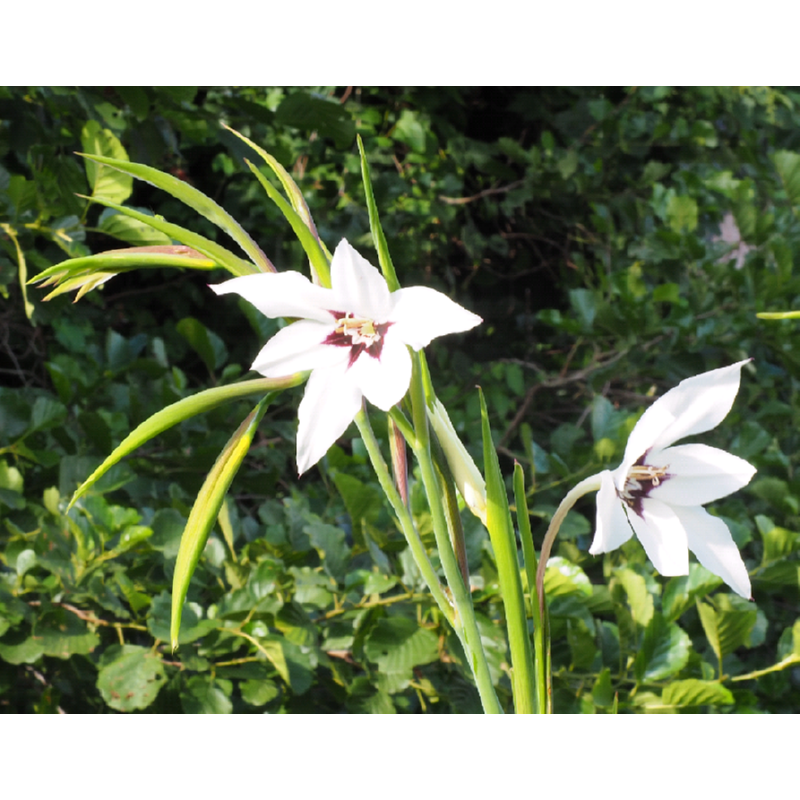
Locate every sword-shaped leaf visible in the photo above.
<box><xmin>68</xmin><ymin>374</ymin><xmax>306</xmax><ymax>509</ymax></box>
<box><xmin>171</xmin><ymin>396</ymin><xmax>273</xmax><ymax>650</ymax></box>
<box><xmin>78</xmin><ymin>153</ymin><xmax>275</xmax><ymax>273</ymax></box>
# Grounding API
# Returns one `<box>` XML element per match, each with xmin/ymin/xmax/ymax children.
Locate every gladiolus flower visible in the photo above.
<box><xmin>211</xmin><ymin>239</ymin><xmax>482</xmax><ymax>474</ymax></box>
<box><xmin>589</xmin><ymin>360</ymin><xmax>756</xmax><ymax>598</ymax></box>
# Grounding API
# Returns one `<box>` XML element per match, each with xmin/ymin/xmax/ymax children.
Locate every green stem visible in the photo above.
<box><xmin>354</xmin><ymin>408</ymin><xmax>455</xmax><ymax>628</ymax></box>
<box><xmin>408</xmin><ymin>353</ymin><xmax>502</xmax><ymax>714</ymax></box>
<box><xmin>535</xmin><ymin>473</ymin><xmax>604</xmax><ymax>619</ymax></box>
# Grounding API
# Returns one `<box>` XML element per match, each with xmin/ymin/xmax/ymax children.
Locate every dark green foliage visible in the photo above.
<box><xmin>2</xmin><ymin>86</ymin><xmax>800</xmax><ymax>712</ymax></box>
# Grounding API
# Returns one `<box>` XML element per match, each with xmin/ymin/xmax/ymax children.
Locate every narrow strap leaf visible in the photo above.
<box><xmin>244</xmin><ymin>159</ymin><xmax>332</xmax><ymax>287</ymax></box>
<box><xmin>78</xmin><ymin>153</ymin><xmax>275</xmax><ymax>273</ymax></box>
<box><xmin>68</xmin><ymin>374</ymin><xmax>306</xmax><ymax>508</ymax></box>
<box><xmin>171</xmin><ymin>396</ymin><xmax>273</xmax><ymax>649</ymax></box>
<box><xmin>357</xmin><ymin>136</ymin><xmax>400</xmax><ymax>292</ymax></box>
<box><xmin>74</xmin><ymin>194</ymin><xmax>259</xmax><ymax>277</ymax></box>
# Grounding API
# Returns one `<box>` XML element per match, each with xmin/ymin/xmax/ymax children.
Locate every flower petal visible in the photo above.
<box><xmin>648</xmin><ymin>443</ymin><xmax>756</xmax><ymax>507</ymax></box>
<box><xmin>620</xmin><ymin>360</ymin><xmax>750</xmax><ymax>472</ymax></box>
<box><xmin>627</xmin><ymin>497</ymin><xmax>689</xmax><ymax>576</ymax></box>
<box><xmin>329</xmin><ymin>240</ymin><xmax>393</xmax><ymax>320</ymax></box>
<box><xmin>211</xmin><ymin>271</ymin><xmax>335</xmax><ymax>324</ymax></box>
<box><xmin>589</xmin><ymin>470</ymin><xmax>635</xmax><ymax>554</ymax></box>
<box><xmin>674</xmin><ymin>505</ymin><xmax>751</xmax><ymax>598</ymax></box>
<box><xmin>389</xmin><ymin>286</ymin><xmax>482</xmax><ymax>350</ymax></box>
<box><xmin>296</xmin><ymin>364</ymin><xmax>362</xmax><ymax>475</ymax></box>
<box><xmin>250</xmin><ymin>320</ymin><xmax>346</xmax><ymax>377</ymax></box>
<box><xmin>349</xmin><ymin>334</ymin><xmax>412</xmax><ymax>411</ymax></box>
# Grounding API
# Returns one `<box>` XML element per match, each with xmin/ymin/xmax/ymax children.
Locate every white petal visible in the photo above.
<box><xmin>348</xmin><ymin>335</ymin><xmax>412</xmax><ymax>411</ymax></box>
<box><xmin>211</xmin><ymin>272</ymin><xmax>335</xmax><ymax>324</ymax></box>
<box><xmin>589</xmin><ymin>470</ymin><xmax>634</xmax><ymax>554</ymax></box>
<box><xmin>250</xmin><ymin>320</ymin><xmax>347</xmax><ymax>377</ymax></box>
<box><xmin>296</xmin><ymin>365</ymin><xmax>362</xmax><ymax>475</ymax></box>
<box><xmin>620</xmin><ymin>360</ymin><xmax>750</xmax><ymax>473</ymax></box>
<box><xmin>329</xmin><ymin>240</ymin><xmax>393</xmax><ymax>320</ymax></box>
<box><xmin>389</xmin><ymin>286</ymin><xmax>482</xmax><ymax>350</ymax></box>
<box><xmin>647</xmin><ymin>443</ymin><xmax>756</xmax><ymax>507</ymax></box>
<box><xmin>627</xmin><ymin>497</ymin><xmax>689</xmax><ymax>576</ymax></box>
<box><xmin>675</xmin><ymin>505</ymin><xmax>752</xmax><ymax>599</ymax></box>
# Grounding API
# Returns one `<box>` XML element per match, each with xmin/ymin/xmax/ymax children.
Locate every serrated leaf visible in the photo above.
<box><xmin>363</xmin><ymin>617</ymin><xmax>439</xmax><ymax>672</ymax></box>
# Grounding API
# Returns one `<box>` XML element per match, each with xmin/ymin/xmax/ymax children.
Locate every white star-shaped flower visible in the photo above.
<box><xmin>589</xmin><ymin>360</ymin><xmax>756</xmax><ymax>598</ymax></box>
<box><xmin>211</xmin><ymin>239</ymin><xmax>482</xmax><ymax>474</ymax></box>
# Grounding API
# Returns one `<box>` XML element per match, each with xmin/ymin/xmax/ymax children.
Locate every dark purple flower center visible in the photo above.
<box><xmin>618</xmin><ymin>454</ymin><xmax>670</xmax><ymax>518</ymax></box>
<box><xmin>324</xmin><ymin>311</ymin><xmax>392</xmax><ymax>368</ymax></box>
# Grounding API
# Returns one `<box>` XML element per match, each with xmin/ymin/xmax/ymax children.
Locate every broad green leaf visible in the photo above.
<box><xmin>34</xmin><ymin>607</ymin><xmax>100</xmax><ymax>658</ymax></box>
<box><xmin>544</xmin><ymin>556</ymin><xmax>593</xmax><ymax>598</ymax></box>
<box><xmin>176</xmin><ymin>317</ymin><xmax>227</xmax><ymax>373</ymax></box>
<box><xmin>96</xmin><ymin>645</ymin><xmax>166</xmax><ymax>712</ymax></box>
<box><xmin>98</xmin><ymin>209</ymin><xmax>172</xmax><ymax>246</ymax></box>
<box><xmin>81</xmin><ymin>121</ymin><xmax>132</xmax><ymax>204</ymax></box>
<box><xmin>698</xmin><ymin>600</ymin><xmax>757</xmax><ymax>662</ymax></box>
<box><xmin>170</xmin><ymin>397</ymin><xmax>273</xmax><ymax>649</ymax></box>
<box><xmin>68</xmin><ymin>375</ymin><xmax>304</xmax><ymax>508</ymax></box>
<box><xmin>180</xmin><ymin>676</ymin><xmax>233</xmax><ymax>714</ymax></box>
<box><xmin>243</xmin><ymin>159</ymin><xmax>331</xmax><ymax>286</ymax></box>
<box><xmin>75</xmin><ymin>196</ymin><xmax>258</xmax><ymax>277</ymax></box>
<box><xmin>358</xmin><ymin>136</ymin><xmax>400</xmax><ymax>292</ymax></box>
<box><xmin>661</xmin><ymin>679</ymin><xmax>734</xmax><ymax>708</ymax></box>
<box><xmin>240</xmin><ymin>678</ymin><xmax>279</xmax><ymax>706</ymax></box>
<box><xmin>274</xmin><ymin>92</ymin><xmax>355</xmax><ymax>149</ymax></box>
<box><xmin>634</xmin><ymin>613</ymin><xmax>691</xmax><ymax>681</ymax></box>
<box><xmin>592</xmin><ymin>667</ymin><xmax>614</xmax><ymax>708</ymax></box>
<box><xmin>363</xmin><ymin>617</ymin><xmax>439</xmax><ymax>672</ymax></box>
<box><xmin>616</xmin><ymin>567</ymin><xmax>654</xmax><ymax>627</ymax></box>
<box><xmin>774</xmin><ymin>150</ymin><xmax>800</xmax><ymax>206</ymax></box>
<box><xmin>666</xmin><ymin>195</ymin><xmax>698</xmax><ymax>233</ymax></box>
<box><xmin>78</xmin><ymin>153</ymin><xmax>274</xmax><ymax>273</ymax></box>
<box><xmin>662</xmin><ymin>563</ymin><xmax>722</xmax><ymax>622</ymax></box>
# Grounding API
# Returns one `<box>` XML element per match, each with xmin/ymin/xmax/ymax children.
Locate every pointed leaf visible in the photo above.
<box><xmin>662</xmin><ymin>679</ymin><xmax>734</xmax><ymax>708</ymax></box>
<box><xmin>76</xmin><ymin>195</ymin><xmax>258</xmax><ymax>277</ymax></box>
<box><xmin>68</xmin><ymin>375</ymin><xmax>305</xmax><ymax>508</ymax></box>
<box><xmin>358</xmin><ymin>136</ymin><xmax>400</xmax><ymax>292</ymax></box>
<box><xmin>479</xmin><ymin>387</ymin><xmax>535</xmax><ymax>713</ymax></box>
<box><xmin>171</xmin><ymin>396</ymin><xmax>273</xmax><ymax>649</ymax></box>
<box><xmin>243</xmin><ymin>159</ymin><xmax>331</xmax><ymax>286</ymax></box>
<box><xmin>78</xmin><ymin>153</ymin><xmax>274</xmax><ymax>273</ymax></box>
<box><xmin>774</xmin><ymin>150</ymin><xmax>800</xmax><ymax>206</ymax></box>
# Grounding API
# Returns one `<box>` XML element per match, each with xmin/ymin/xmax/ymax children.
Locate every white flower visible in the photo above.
<box><xmin>589</xmin><ymin>360</ymin><xmax>756</xmax><ymax>598</ymax></box>
<box><xmin>211</xmin><ymin>239</ymin><xmax>482</xmax><ymax>474</ymax></box>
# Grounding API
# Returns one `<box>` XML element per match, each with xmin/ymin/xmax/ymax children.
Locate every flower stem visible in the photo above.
<box><xmin>408</xmin><ymin>353</ymin><xmax>502</xmax><ymax>714</ymax></box>
<box><xmin>535</xmin><ymin>473</ymin><xmax>604</xmax><ymax>619</ymax></box>
<box><xmin>354</xmin><ymin>408</ymin><xmax>455</xmax><ymax>629</ymax></box>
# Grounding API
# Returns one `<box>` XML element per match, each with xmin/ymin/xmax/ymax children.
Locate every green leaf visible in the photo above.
<box><xmin>78</xmin><ymin>153</ymin><xmax>273</xmax><ymax>273</ymax></box>
<box><xmin>34</xmin><ymin>607</ymin><xmax>100</xmax><ymax>658</ymax></box>
<box><xmin>661</xmin><ymin>679</ymin><xmax>734</xmax><ymax>708</ymax></box>
<box><xmin>68</xmin><ymin>375</ymin><xmax>304</xmax><ymax>508</ymax></box>
<box><xmin>96</xmin><ymin>645</ymin><xmax>166</xmax><ymax>712</ymax></box>
<box><xmin>274</xmin><ymin>92</ymin><xmax>355</xmax><ymax>149</ymax></box>
<box><xmin>170</xmin><ymin>397</ymin><xmax>273</xmax><ymax>649</ymax></box>
<box><xmin>97</xmin><ymin>209</ymin><xmax>172</xmax><ymax>246</ymax></box>
<box><xmin>181</xmin><ymin>676</ymin><xmax>233</xmax><ymax>714</ymax></box>
<box><xmin>634</xmin><ymin>613</ymin><xmax>691</xmax><ymax>681</ymax></box>
<box><xmin>358</xmin><ymin>136</ymin><xmax>400</xmax><ymax>292</ymax></box>
<box><xmin>666</xmin><ymin>195</ymin><xmax>698</xmax><ymax>233</ymax></box>
<box><xmin>81</xmin><ymin>121</ymin><xmax>132</xmax><ymax>204</ymax></box>
<box><xmin>243</xmin><ymin>159</ymin><xmax>331</xmax><ymax>286</ymax></box>
<box><xmin>176</xmin><ymin>317</ymin><xmax>227</xmax><ymax>373</ymax></box>
<box><xmin>616</xmin><ymin>567</ymin><xmax>654</xmax><ymax>627</ymax></box>
<box><xmin>363</xmin><ymin>617</ymin><xmax>439</xmax><ymax>672</ymax></box>
<box><xmin>774</xmin><ymin>150</ymin><xmax>800</xmax><ymax>206</ymax></box>
<box><xmin>76</xmin><ymin>196</ymin><xmax>258</xmax><ymax>278</ymax></box>
<box><xmin>662</xmin><ymin>563</ymin><xmax>722</xmax><ymax>622</ymax></box>
<box><xmin>479</xmin><ymin>387</ymin><xmax>535</xmax><ymax>713</ymax></box>
<box><xmin>698</xmin><ymin>600</ymin><xmax>758</xmax><ymax>662</ymax></box>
